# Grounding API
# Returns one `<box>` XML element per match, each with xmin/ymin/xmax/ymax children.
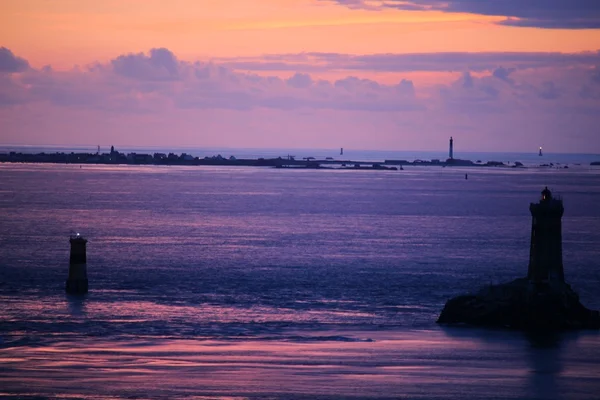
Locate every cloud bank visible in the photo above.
<box><xmin>324</xmin><ymin>0</ymin><xmax>600</xmax><ymax>29</ymax></box>
<box><xmin>221</xmin><ymin>51</ymin><xmax>600</xmax><ymax>73</ymax></box>
<box><xmin>2</xmin><ymin>47</ymin><xmax>600</xmax><ymax>152</ymax></box>
<box><xmin>1</xmin><ymin>47</ymin><xmax>425</xmax><ymax>113</ymax></box>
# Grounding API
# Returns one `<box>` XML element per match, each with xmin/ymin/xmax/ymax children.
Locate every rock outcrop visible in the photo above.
<box><xmin>437</xmin><ymin>278</ymin><xmax>600</xmax><ymax>330</ymax></box>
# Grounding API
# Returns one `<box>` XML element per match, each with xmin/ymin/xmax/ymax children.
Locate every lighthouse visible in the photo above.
<box><xmin>449</xmin><ymin>137</ymin><xmax>454</xmax><ymax>160</ymax></box>
<box><xmin>527</xmin><ymin>187</ymin><xmax>565</xmax><ymax>284</ymax></box>
<box><xmin>66</xmin><ymin>233</ymin><xmax>88</xmax><ymax>294</ymax></box>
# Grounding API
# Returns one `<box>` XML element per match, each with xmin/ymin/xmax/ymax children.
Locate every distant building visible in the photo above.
<box><xmin>127</xmin><ymin>153</ymin><xmax>152</xmax><ymax>164</ymax></box>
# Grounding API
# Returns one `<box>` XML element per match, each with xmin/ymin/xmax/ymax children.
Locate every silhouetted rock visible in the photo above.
<box><xmin>437</xmin><ymin>278</ymin><xmax>600</xmax><ymax>330</ymax></box>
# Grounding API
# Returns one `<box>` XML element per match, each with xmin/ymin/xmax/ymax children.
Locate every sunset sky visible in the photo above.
<box><xmin>2</xmin><ymin>0</ymin><xmax>600</xmax><ymax>152</ymax></box>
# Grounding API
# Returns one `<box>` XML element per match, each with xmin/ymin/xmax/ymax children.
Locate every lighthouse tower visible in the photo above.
<box><xmin>527</xmin><ymin>187</ymin><xmax>565</xmax><ymax>284</ymax></box>
<box><xmin>449</xmin><ymin>137</ymin><xmax>454</xmax><ymax>160</ymax></box>
<box><xmin>66</xmin><ymin>233</ymin><xmax>88</xmax><ymax>294</ymax></box>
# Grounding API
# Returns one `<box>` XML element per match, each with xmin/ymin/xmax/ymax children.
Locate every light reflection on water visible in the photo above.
<box><xmin>1</xmin><ymin>329</ymin><xmax>599</xmax><ymax>399</ymax></box>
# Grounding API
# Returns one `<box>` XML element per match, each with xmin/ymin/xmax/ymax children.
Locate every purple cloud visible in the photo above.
<box><xmin>286</xmin><ymin>72</ymin><xmax>313</xmax><ymax>88</ymax></box>
<box><xmin>395</xmin><ymin>79</ymin><xmax>415</xmax><ymax>97</ymax></box>
<box><xmin>592</xmin><ymin>66</ymin><xmax>600</xmax><ymax>84</ymax></box>
<box><xmin>324</xmin><ymin>0</ymin><xmax>600</xmax><ymax>29</ymax></box>
<box><xmin>492</xmin><ymin>67</ymin><xmax>516</xmax><ymax>83</ymax></box>
<box><xmin>334</xmin><ymin>76</ymin><xmax>380</xmax><ymax>91</ymax></box>
<box><xmin>112</xmin><ymin>48</ymin><xmax>181</xmax><ymax>81</ymax></box>
<box><xmin>1</xmin><ymin>46</ymin><xmax>598</xmax><ymax>119</ymax></box>
<box><xmin>0</xmin><ymin>47</ymin><xmax>29</xmax><ymax>73</ymax></box>
<box><xmin>538</xmin><ymin>81</ymin><xmax>560</xmax><ymax>99</ymax></box>
<box><xmin>221</xmin><ymin>51</ymin><xmax>600</xmax><ymax>74</ymax></box>
<box><xmin>0</xmin><ymin>47</ymin><xmax>424</xmax><ymax>113</ymax></box>
<box><xmin>462</xmin><ymin>71</ymin><xmax>474</xmax><ymax>88</ymax></box>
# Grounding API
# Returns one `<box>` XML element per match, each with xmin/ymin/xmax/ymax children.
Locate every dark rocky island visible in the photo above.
<box><xmin>438</xmin><ymin>187</ymin><xmax>600</xmax><ymax>331</ymax></box>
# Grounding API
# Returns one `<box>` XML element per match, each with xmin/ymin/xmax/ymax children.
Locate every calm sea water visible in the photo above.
<box><xmin>1</xmin><ymin>163</ymin><xmax>600</xmax><ymax>399</ymax></box>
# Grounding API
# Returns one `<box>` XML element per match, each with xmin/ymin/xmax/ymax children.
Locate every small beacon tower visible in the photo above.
<box><xmin>66</xmin><ymin>233</ymin><xmax>88</xmax><ymax>294</ymax></box>
<box><xmin>527</xmin><ymin>187</ymin><xmax>564</xmax><ymax>284</ymax></box>
<box><xmin>449</xmin><ymin>137</ymin><xmax>454</xmax><ymax>160</ymax></box>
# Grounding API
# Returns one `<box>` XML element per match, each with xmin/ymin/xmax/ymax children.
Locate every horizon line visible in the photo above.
<box><xmin>1</xmin><ymin>143</ymin><xmax>599</xmax><ymax>157</ymax></box>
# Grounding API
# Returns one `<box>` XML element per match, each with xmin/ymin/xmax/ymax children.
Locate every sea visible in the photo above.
<box><xmin>1</xmin><ymin>152</ymin><xmax>600</xmax><ymax>399</ymax></box>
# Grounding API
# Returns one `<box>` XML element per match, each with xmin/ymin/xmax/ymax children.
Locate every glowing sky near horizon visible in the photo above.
<box><xmin>1</xmin><ymin>0</ymin><xmax>600</xmax><ymax>152</ymax></box>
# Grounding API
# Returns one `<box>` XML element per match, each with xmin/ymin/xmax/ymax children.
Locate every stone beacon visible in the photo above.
<box><xmin>437</xmin><ymin>188</ymin><xmax>600</xmax><ymax>330</ymax></box>
<box><xmin>66</xmin><ymin>233</ymin><xmax>88</xmax><ymax>294</ymax></box>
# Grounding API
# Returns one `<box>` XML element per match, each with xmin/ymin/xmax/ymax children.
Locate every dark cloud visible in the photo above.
<box><xmin>0</xmin><ymin>76</ymin><xmax>28</xmax><ymax>105</ymax></box>
<box><xmin>592</xmin><ymin>66</ymin><xmax>600</xmax><ymax>83</ymax></box>
<box><xmin>481</xmin><ymin>85</ymin><xmax>500</xmax><ymax>98</ymax></box>
<box><xmin>334</xmin><ymin>76</ymin><xmax>380</xmax><ymax>91</ymax></box>
<box><xmin>492</xmin><ymin>67</ymin><xmax>516</xmax><ymax>82</ymax></box>
<box><xmin>286</xmin><ymin>72</ymin><xmax>313</xmax><ymax>88</ymax></box>
<box><xmin>176</xmin><ymin>90</ymin><xmax>255</xmax><ymax>111</ymax></box>
<box><xmin>462</xmin><ymin>72</ymin><xmax>474</xmax><ymax>88</ymax></box>
<box><xmin>194</xmin><ymin>63</ymin><xmax>212</xmax><ymax>79</ymax></box>
<box><xmin>112</xmin><ymin>48</ymin><xmax>180</xmax><ymax>80</ymax></box>
<box><xmin>222</xmin><ymin>51</ymin><xmax>600</xmax><ymax>74</ymax></box>
<box><xmin>538</xmin><ymin>81</ymin><xmax>560</xmax><ymax>99</ymax></box>
<box><xmin>325</xmin><ymin>0</ymin><xmax>600</xmax><ymax>29</ymax></box>
<box><xmin>579</xmin><ymin>85</ymin><xmax>598</xmax><ymax>99</ymax></box>
<box><xmin>395</xmin><ymin>79</ymin><xmax>415</xmax><ymax>96</ymax></box>
<box><xmin>0</xmin><ymin>47</ymin><xmax>30</xmax><ymax>73</ymax></box>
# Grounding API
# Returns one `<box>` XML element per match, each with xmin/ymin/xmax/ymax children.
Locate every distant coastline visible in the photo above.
<box><xmin>2</xmin><ymin>148</ymin><xmax>599</xmax><ymax>169</ymax></box>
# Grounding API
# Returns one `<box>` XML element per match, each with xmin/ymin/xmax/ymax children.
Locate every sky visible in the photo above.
<box><xmin>1</xmin><ymin>0</ymin><xmax>600</xmax><ymax>153</ymax></box>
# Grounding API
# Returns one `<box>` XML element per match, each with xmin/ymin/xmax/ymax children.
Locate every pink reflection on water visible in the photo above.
<box><xmin>84</xmin><ymin>300</ymin><xmax>374</xmax><ymax>325</ymax></box>
<box><xmin>5</xmin><ymin>329</ymin><xmax>595</xmax><ymax>398</ymax></box>
<box><xmin>1</xmin><ymin>295</ymin><xmax>375</xmax><ymax>327</ymax></box>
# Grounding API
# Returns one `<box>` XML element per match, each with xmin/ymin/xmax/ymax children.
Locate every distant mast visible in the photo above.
<box><xmin>449</xmin><ymin>137</ymin><xmax>454</xmax><ymax>160</ymax></box>
<box><xmin>539</xmin><ymin>147</ymin><xmax>543</xmax><ymax>156</ymax></box>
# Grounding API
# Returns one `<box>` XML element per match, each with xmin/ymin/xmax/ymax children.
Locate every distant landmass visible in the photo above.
<box><xmin>2</xmin><ymin>147</ymin><xmax>597</xmax><ymax>169</ymax></box>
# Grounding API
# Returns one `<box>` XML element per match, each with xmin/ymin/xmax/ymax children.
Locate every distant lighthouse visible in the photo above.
<box><xmin>449</xmin><ymin>137</ymin><xmax>454</xmax><ymax>160</ymax></box>
<box><xmin>66</xmin><ymin>233</ymin><xmax>88</xmax><ymax>294</ymax></box>
<box><xmin>527</xmin><ymin>187</ymin><xmax>564</xmax><ymax>284</ymax></box>
<box><xmin>539</xmin><ymin>147</ymin><xmax>543</xmax><ymax>156</ymax></box>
